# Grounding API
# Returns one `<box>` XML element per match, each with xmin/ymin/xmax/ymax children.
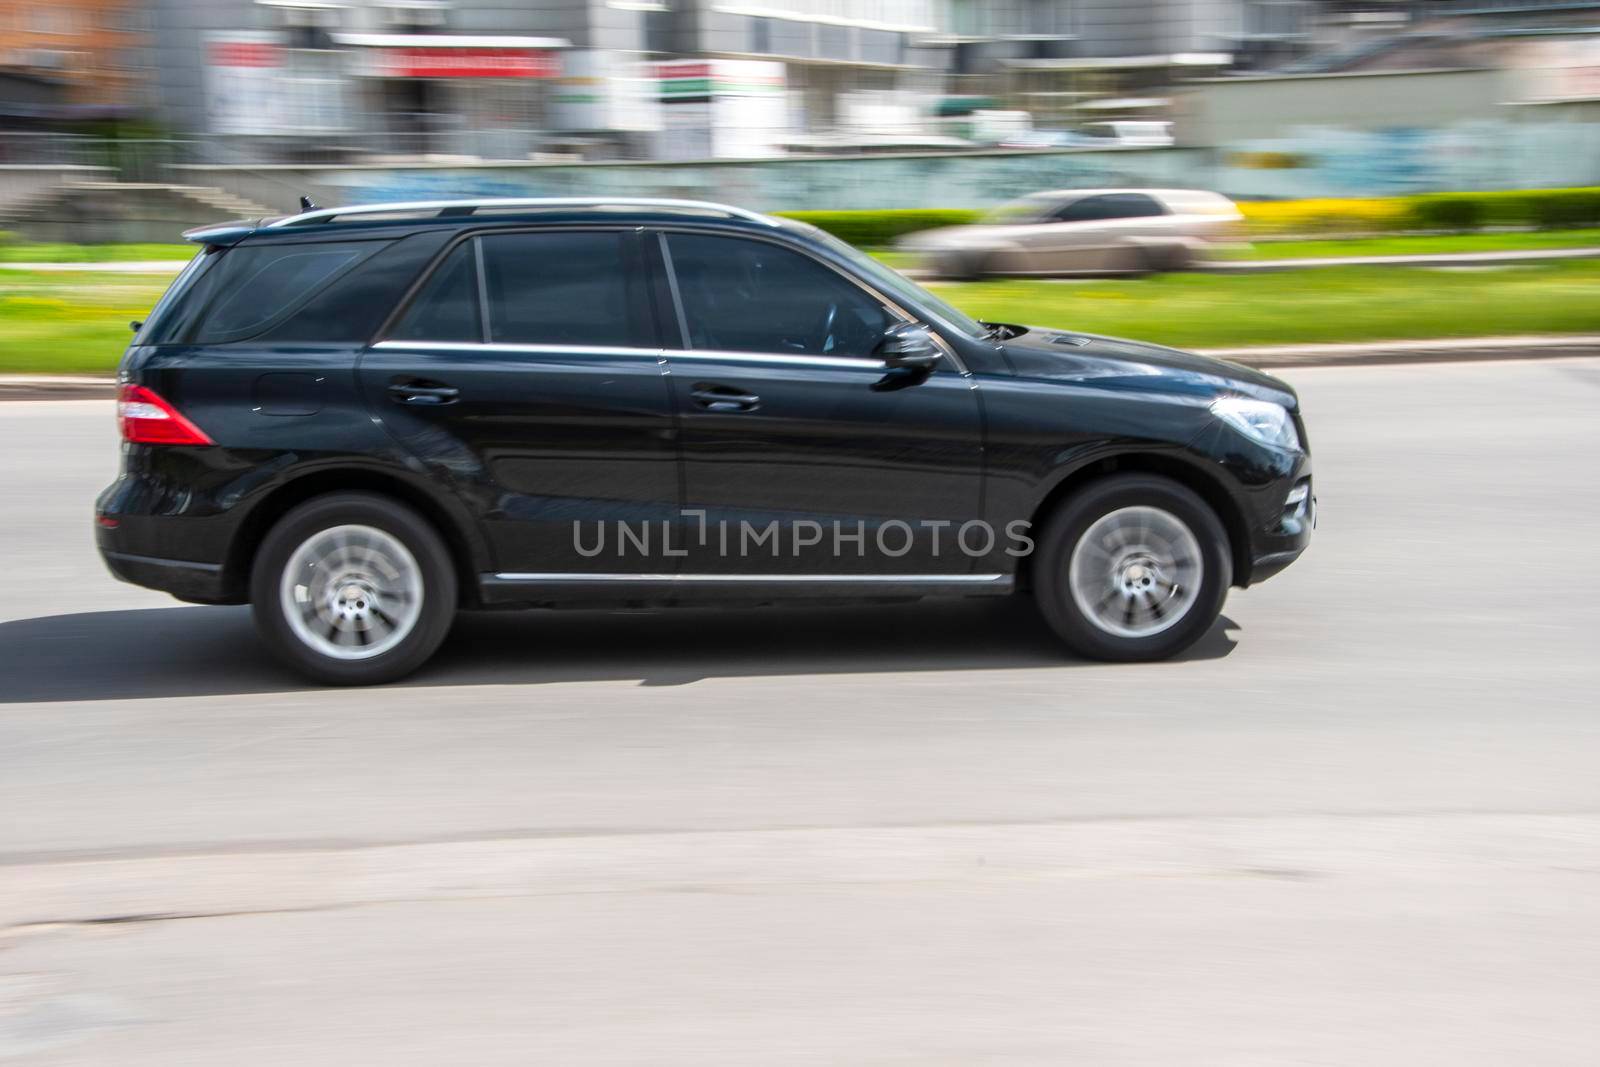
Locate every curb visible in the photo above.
<box><xmin>0</xmin><ymin>376</ymin><xmax>120</xmax><ymax>401</ymax></box>
<box><xmin>903</xmin><ymin>245</ymin><xmax>1600</xmax><ymax>282</ymax></box>
<box><xmin>1203</xmin><ymin>246</ymin><xmax>1600</xmax><ymax>273</ymax></box>
<box><xmin>3</xmin><ymin>336</ymin><xmax>1598</xmax><ymax>400</ymax></box>
<box><xmin>1201</xmin><ymin>334</ymin><xmax>1600</xmax><ymax>369</ymax></box>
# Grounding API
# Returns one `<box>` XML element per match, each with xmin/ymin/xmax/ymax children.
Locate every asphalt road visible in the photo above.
<box><xmin>3</xmin><ymin>358</ymin><xmax>1599</xmax><ymax>1064</ymax></box>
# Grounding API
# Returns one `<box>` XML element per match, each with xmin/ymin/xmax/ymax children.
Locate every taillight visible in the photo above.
<box><xmin>118</xmin><ymin>384</ymin><xmax>214</xmax><ymax>446</ymax></box>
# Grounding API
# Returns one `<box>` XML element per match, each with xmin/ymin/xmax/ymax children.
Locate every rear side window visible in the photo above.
<box><xmin>390</xmin><ymin>242</ymin><xmax>481</xmax><ymax>342</ymax></box>
<box><xmin>1056</xmin><ymin>194</ymin><xmax>1166</xmax><ymax>223</ymax></box>
<box><xmin>479</xmin><ymin>231</ymin><xmax>642</xmax><ymax>347</ymax></box>
<box><xmin>264</xmin><ymin>230</ymin><xmax>452</xmax><ymax>344</ymax></box>
<box><xmin>199</xmin><ymin>245</ymin><xmax>366</xmax><ymax>341</ymax></box>
<box><xmin>151</xmin><ymin>240</ymin><xmax>380</xmax><ymax>345</ymax></box>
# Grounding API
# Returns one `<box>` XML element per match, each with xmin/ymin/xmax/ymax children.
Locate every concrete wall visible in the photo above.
<box><xmin>169</xmin><ymin>148</ymin><xmax>1208</xmax><ymax>214</ymax></box>
<box><xmin>1187</xmin><ymin>69</ymin><xmax>1600</xmax><ymax>196</ymax></box>
<box><xmin>1188</xmin><ymin>68</ymin><xmax>1512</xmax><ymax>144</ymax></box>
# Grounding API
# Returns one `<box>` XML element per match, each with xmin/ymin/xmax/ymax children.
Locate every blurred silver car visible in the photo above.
<box><xmin>902</xmin><ymin>188</ymin><xmax>1242</xmax><ymax>279</ymax></box>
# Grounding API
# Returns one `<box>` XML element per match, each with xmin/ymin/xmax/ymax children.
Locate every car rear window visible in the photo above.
<box><xmin>145</xmin><ymin>239</ymin><xmax>383</xmax><ymax>345</ymax></box>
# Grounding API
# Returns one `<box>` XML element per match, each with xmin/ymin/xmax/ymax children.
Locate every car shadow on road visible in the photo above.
<box><xmin>0</xmin><ymin>599</ymin><xmax>1239</xmax><ymax>703</ymax></box>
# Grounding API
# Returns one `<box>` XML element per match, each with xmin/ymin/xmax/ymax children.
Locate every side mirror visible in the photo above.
<box><xmin>877</xmin><ymin>323</ymin><xmax>941</xmax><ymax>372</ymax></box>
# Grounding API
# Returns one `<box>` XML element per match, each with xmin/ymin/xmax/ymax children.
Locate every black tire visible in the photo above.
<box><xmin>250</xmin><ymin>492</ymin><xmax>458</xmax><ymax>685</ymax></box>
<box><xmin>1033</xmin><ymin>474</ymin><xmax>1232</xmax><ymax>662</ymax></box>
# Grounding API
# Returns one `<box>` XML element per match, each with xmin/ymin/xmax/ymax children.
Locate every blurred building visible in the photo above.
<box><xmin>49</xmin><ymin>0</ymin><xmax>1600</xmax><ymax>163</ymax></box>
<box><xmin>0</xmin><ymin>0</ymin><xmax>149</xmax><ymax>125</ymax></box>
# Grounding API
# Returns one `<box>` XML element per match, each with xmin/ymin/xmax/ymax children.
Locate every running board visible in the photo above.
<box><xmin>479</xmin><ymin>572</ymin><xmax>1014</xmax><ymax>605</ymax></box>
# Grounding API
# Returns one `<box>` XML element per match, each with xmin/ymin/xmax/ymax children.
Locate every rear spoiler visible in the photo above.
<box><xmin>181</xmin><ymin>219</ymin><xmax>273</xmax><ymax>247</ymax></box>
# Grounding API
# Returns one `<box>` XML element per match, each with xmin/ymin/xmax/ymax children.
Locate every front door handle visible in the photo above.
<box><xmin>689</xmin><ymin>384</ymin><xmax>760</xmax><ymax>413</ymax></box>
<box><xmin>387</xmin><ymin>379</ymin><xmax>460</xmax><ymax>406</ymax></box>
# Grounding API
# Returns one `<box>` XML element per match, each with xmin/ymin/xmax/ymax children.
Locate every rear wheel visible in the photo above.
<box><xmin>250</xmin><ymin>492</ymin><xmax>457</xmax><ymax>685</ymax></box>
<box><xmin>1033</xmin><ymin>474</ymin><xmax>1231</xmax><ymax>661</ymax></box>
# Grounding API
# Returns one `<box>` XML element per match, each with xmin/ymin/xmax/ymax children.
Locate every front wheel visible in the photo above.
<box><xmin>1033</xmin><ymin>475</ymin><xmax>1232</xmax><ymax>661</ymax></box>
<box><xmin>250</xmin><ymin>492</ymin><xmax>457</xmax><ymax>685</ymax></box>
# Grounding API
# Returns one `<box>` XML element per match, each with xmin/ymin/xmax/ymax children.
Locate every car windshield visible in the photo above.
<box><xmin>980</xmin><ymin>196</ymin><xmax>1056</xmax><ymax>224</ymax></box>
<box><xmin>792</xmin><ymin>223</ymin><xmax>989</xmax><ymax>340</ymax></box>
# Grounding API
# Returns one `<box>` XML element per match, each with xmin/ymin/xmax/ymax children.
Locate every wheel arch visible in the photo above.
<box><xmin>1017</xmin><ymin>450</ymin><xmax>1252</xmax><ymax>592</ymax></box>
<box><xmin>223</xmin><ymin>467</ymin><xmax>490</xmax><ymax>607</ymax></box>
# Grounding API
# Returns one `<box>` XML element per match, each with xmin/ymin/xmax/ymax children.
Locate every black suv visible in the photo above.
<box><xmin>97</xmin><ymin>197</ymin><xmax>1312</xmax><ymax>684</ymax></box>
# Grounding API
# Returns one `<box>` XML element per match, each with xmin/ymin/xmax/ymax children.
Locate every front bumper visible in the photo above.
<box><xmin>1244</xmin><ymin>474</ymin><xmax>1315</xmax><ymax>586</ymax></box>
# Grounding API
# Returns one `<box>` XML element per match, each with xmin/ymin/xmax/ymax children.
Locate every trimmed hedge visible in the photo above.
<box><xmin>779</xmin><ymin>188</ymin><xmax>1600</xmax><ymax>244</ymax></box>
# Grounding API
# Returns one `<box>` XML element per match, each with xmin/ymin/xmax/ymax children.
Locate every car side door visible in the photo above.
<box><xmin>1023</xmin><ymin>195</ymin><xmax>1124</xmax><ymax>273</ymax></box>
<box><xmin>654</xmin><ymin>229</ymin><xmax>985</xmax><ymax>582</ymax></box>
<box><xmin>358</xmin><ymin>227</ymin><xmax>679</xmax><ymax>582</ymax></box>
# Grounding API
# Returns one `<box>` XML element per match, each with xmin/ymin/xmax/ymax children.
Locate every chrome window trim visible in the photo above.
<box><xmin>492</xmin><ymin>572</ymin><xmax>1007</xmax><ymax>584</ymax></box>
<box><xmin>371</xmin><ymin>339</ymin><xmax>893</xmax><ymax>371</ymax></box>
<box><xmin>372</xmin><ymin>340</ymin><xmax>664</xmax><ymax>359</ymax></box>
<box><xmin>664</xmin><ymin>348</ymin><xmax>884</xmax><ymax>370</ymax></box>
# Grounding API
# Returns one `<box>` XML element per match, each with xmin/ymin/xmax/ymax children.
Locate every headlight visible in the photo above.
<box><xmin>1210</xmin><ymin>396</ymin><xmax>1301</xmax><ymax>451</ymax></box>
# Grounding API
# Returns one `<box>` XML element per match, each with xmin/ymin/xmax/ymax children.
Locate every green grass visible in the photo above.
<box><xmin>0</xmin><ymin>272</ymin><xmax>172</xmax><ymax>375</ymax></box>
<box><xmin>0</xmin><ymin>241</ymin><xmax>194</xmax><ymax>264</ymax></box>
<box><xmin>4</xmin><ymin>260</ymin><xmax>1600</xmax><ymax>376</ymax></box>
<box><xmin>1224</xmin><ymin>228</ymin><xmax>1600</xmax><ymax>260</ymax></box>
<box><xmin>927</xmin><ymin>260</ymin><xmax>1600</xmax><ymax>349</ymax></box>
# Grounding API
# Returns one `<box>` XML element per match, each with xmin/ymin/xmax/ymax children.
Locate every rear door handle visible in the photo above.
<box><xmin>689</xmin><ymin>384</ymin><xmax>760</xmax><ymax>413</ymax></box>
<box><xmin>387</xmin><ymin>379</ymin><xmax>459</xmax><ymax>406</ymax></box>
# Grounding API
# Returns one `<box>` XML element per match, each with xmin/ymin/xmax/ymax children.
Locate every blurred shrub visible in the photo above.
<box><xmin>778</xmin><ymin>188</ymin><xmax>1600</xmax><ymax>245</ymax></box>
<box><xmin>1237</xmin><ymin>198</ymin><xmax>1411</xmax><ymax>235</ymax></box>
<box><xmin>1408</xmin><ymin>194</ymin><xmax>1484</xmax><ymax>231</ymax></box>
<box><xmin>1226</xmin><ymin>151</ymin><xmax>1312</xmax><ymax>170</ymax></box>
<box><xmin>775</xmin><ymin>209</ymin><xmax>981</xmax><ymax>246</ymax></box>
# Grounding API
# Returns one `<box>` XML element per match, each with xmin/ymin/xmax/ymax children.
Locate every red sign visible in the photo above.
<box><xmin>375</xmin><ymin>47</ymin><xmax>559</xmax><ymax>79</ymax></box>
<box><xmin>656</xmin><ymin>63</ymin><xmax>712</xmax><ymax>80</ymax></box>
<box><xmin>209</xmin><ymin>41</ymin><xmax>281</xmax><ymax>68</ymax></box>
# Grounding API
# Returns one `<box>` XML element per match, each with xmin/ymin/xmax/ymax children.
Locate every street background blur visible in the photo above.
<box><xmin>4</xmin><ymin>1</ymin><xmax>1600</xmax><ymax>1063</ymax></box>
<box><xmin>4</xmin><ymin>0</ymin><xmax>1600</xmax><ymax>374</ymax></box>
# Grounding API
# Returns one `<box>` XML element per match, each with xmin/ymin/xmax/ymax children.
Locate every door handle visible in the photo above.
<box><xmin>387</xmin><ymin>379</ymin><xmax>459</xmax><ymax>406</ymax></box>
<box><xmin>689</xmin><ymin>384</ymin><xmax>760</xmax><ymax>412</ymax></box>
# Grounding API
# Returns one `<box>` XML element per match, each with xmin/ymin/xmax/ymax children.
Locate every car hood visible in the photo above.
<box><xmin>996</xmin><ymin>327</ymin><xmax>1298</xmax><ymax>408</ymax></box>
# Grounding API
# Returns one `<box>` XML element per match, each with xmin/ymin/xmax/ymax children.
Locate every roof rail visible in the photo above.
<box><xmin>267</xmin><ymin>197</ymin><xmax>777</xmax><ymax>229</ymax></box>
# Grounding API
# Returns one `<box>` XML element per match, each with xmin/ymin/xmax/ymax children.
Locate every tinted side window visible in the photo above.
<box><xmin>1104</xmin><ymin>193</ymin><xmax>1165</xmax><ymax>218</ymax></box>
<box><xmin>266</xmin><ymin>230</ymin><xmax>453</xmax><ymax>343</ymax></box>
<box><xmin>187</xmin><ymin>242</ymin><xmax>374</xmax><ymax>343</ymax></box>
<box><xmin>1053</xmin><ymin>194</ymin><xmax>1166</xmax><ymax>223</ymax></box>
<box><xmin>1053</xmin><ymin>197</ymin><xmax>1116</xmax><ymax>223</ymax></box>
<box><xmin>389</xmin><ymin>242</ymin><xmax>481</xmax><ymax>342</ymax></box>
<box><xmin>479</xmin><ymin>231</ymin><xmax>641</xmax><ymax>347</ymax></box>
<box><xmin>665</xmin><ymin>233</ymin><xmax>890</xmax><ymax>358</ymax></box>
